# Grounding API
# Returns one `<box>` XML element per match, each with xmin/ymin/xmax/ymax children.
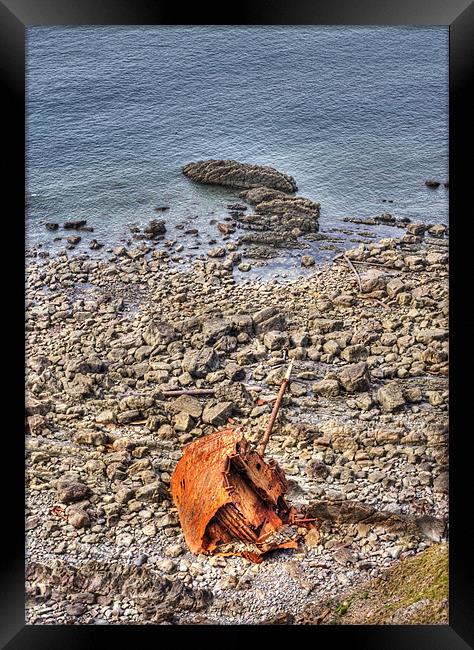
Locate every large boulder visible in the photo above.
<box><xmin>201</xmin><ymin>318</ymin><xmax>232</xmax><ymax>344</ymax></box>
<box><xmin>143</xmin><ymin>220</ymin><xmax>166</xmax><ymax>239</ymax></box>
<box><xmin>182</xmin><ymin>160</ymin><xmax>297</xmax><ymax>193</ymax></box>
<box><xmin>182</xmin><ymin>347</ymin><xmax>219</xmax><ymax>378</ymax></box>
<box><xmin>213</xmin><ymin>381</ymin><xmax>253</xmax><ymax>410</ymax></box>
<box><xmin>202</xmin><ymin>401</ymin><xmax>234</xmax><ymax>426</ymax></box>
<box><xmin>253</xmin><ymin>306</ymin><xmax>287</xmax><ymax>334</ymax></box>
<box><xmin>143</xmin><ymin>320</ymin><xmax>179</xmax><ymax>347</ymax></box>
<box><xmin>338</xmin><ymin>362</ymin><xmax>370</xmax><ymax>393</ymax></box>
<box><xmin>377</xmin><ymin>382</ymin><xmax>406</xmax><ymax>412</ymax></box>
<box><xmin>57</xmin><ymin>480</ymin><xmax>91</xmax><ymax>504</ymax></box>
<box><xmin>135</xmin><ymin>481</ymin><xmax>168</xmax><ymax>503</ymax></box>
<box><xmin>65</xmin><ymin>357</ymin><xmax>106</xmax><ymax>378</ymax></box>
<box><xmin>340</xmin><ymin>344</ymin><xmax>369</xmax><ymax>363</ymax></box>
<box><xmin>263</xmin><ymin>330</ymin><xmax>289</xmax><ymax>351</ymax></box>
<box><xmin>167</xmin><ymin>395</ymin><xmax>203</xmax><ymax>419</ymax></box>
<box><xmin>235</xmin><ymin>188</ymin><xmax>320</xmax><ymax>238</ymax></box>
<box><xmin>239</xmin><ymin>187</ymin><xmax>288</xmax><ymax>204</ymax></box>
<box><xmin>360</xmin><ymin>269</ymin><xmax>389</xmax><ymax>293</ymax></box>
<box><xmin>255</xmin><ymin>195</ymin><xmax>319</xmax><ymax>220</ymax></box>
<box><xmin>313</xmin><ymin>379</ymin><xmax>340</xmax><ymax>398</ymax></box>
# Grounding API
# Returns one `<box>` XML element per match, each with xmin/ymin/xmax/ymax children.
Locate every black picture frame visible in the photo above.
<box><xmin>2</xmin><ymin>0</ymin><xmax>472</xmax><ymax>647</ymax></box>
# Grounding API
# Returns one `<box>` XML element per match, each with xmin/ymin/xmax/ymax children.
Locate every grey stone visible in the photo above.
<box><xmin>143</xmin><ymin>320</ymin><xmax>178</xmax><ymax>347</ymax></box>
<box><xmin>313</xmin><ymin>379</ymin><xmax>339</xmax><ymax>397</ymax></box>
<box><xmin>414</xmin><ymin>328</ymin><xmax>448</xmax><ymax>344</ymax></box>
<box><xmin>173</xmin><ymin>411</ymin><xmax>195</xmax><ymax>432</ymax></box>
<box><xmin>338</xmin><ymin>362</ymin><xmax>370</xmax><ymax>393</ymax></box>
<box><xmin>143</xmin><ymin>220</ymin><xmax>166</xmax><ymax>239</ymax></box>
<box><xmin>308</xmin><ymin>460</ymin><xmax>329</xmax><ymax>480</ymax></box>
<box><xmin>377</xmin><ymin>382</ymin><xmax>406</xmax><ymax>412</ymax></box>
<box><xmin>135</xmin><ymin>481</ymin><xmax>167</xmax><ymax>503</ymax></box>
<box><xmin>168</xmin><ymin>395</ymin><xmax>203</xmax><ymax>418</ymax></box>
<box><xmin>301</xmin><ymin>255</ymin><xmax>315</xmax><ymax>267</ymax></box>
<box><xmin>182</xmin><ymin>347</ymin><xmax>219</xmax><ymax>378</ymax></box>
<box><xmin>360</xmin><ymin>269</ymin><xmax>389</xmax><ymax>293</ymax></box>
<box><xmin>202</xmin><ymin>401</ymin><xmax>233</xmax><ymax>426</ymax></box>
<box><xmin>255</xmin><ymin>313</ymin><xmax>287</xmax><ymax>334</ymax></box>
<box><xmin>263</xmin><ymin>330</ymin><xmax>289</xmax><ymax>351</ymax></box>
<box><xmin>386</xmin><ymin>278</ymin><xmax>406</xmax><ymax>297</ymax></box>
<box><xmin>73</xmin><ymin>431</ymin><xmax>109</xmax><ymax>446</ymax></box>
<box><xmin>207</xmin><ymin>247</ymin><xmax>226</xmax><ymax>258</ymax></box>
<box><xmin>340</xmin><ymin>344</ymin><xmax>368</xmax><ymax>363</ymax></box>
<box><xmin>202</xmin><ymin>318</ymin><xmax>232</xmax><ymax>343</ymax></box>
<box><xmin>115</xmin><ymin>487</ymin><xmax>135</xmax><ymax>504</ymax></box>
<box><xmin>68</xmin><ymin>507</ymin><xmax>91</xmax><ymax>529</ymax></box>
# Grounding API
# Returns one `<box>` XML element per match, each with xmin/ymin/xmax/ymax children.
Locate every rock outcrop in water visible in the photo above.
<box><xmin>239</xmin><ymin>187</ymin><xmax>320</xmax><ymax>233</ymax></box>
<box><xmin>234</xmin><ymin>187</ymin><xmax>320</xmax><ymax>256</ymax></box>
<box><xmin>183</xmin><ymin>161</ymin><xmax>320</xmax><ymax>260</ymax></box>
<box><xmin>182</xmin><ymin>159</ymin><xmax>298</xmax><ymax>193</ymax></box>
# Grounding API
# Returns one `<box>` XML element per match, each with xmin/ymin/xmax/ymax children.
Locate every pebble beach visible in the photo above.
<box><xmin>25</xmin><ymin>161</ymin><xmax>449</xmax><ymax>624</ymax></box>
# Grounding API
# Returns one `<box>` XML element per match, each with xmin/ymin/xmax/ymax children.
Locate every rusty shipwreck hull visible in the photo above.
<box><xmin>170</xmin><ymin>426</ymin><xmax>306</xmax><ymax>563</ymax></box>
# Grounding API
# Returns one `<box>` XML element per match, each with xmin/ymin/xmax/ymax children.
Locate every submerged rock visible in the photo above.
<box><xmin>236</xmin><ymin>188</ymin><xmax>320</xmax><ymax>239</ymax></box>
<box><xmin>143</xmin><ymin>220</ymin><xmax>166</xmax><ymax>239</ymax></box>
<box><xmin>64</xmin><ymin>220</ymin><xmax>87</xmax><ymax>230</ymax></box>
<box><xmin>67</xmin><ymin>235</ymin><xmax>81</xmax><ymax>246</ymax></box>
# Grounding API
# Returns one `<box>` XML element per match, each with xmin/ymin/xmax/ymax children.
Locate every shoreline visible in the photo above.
<box><xmin>27</xmin><ymin>160</ymin><xmax>448</xmax><ymax>284</ymax></box>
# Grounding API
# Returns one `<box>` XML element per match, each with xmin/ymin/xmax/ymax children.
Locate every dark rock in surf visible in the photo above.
<box><xmin>67</xmin><ymin>236</ymin><xmax>81</xmax><ymax>246</ymax></box>
<box><xmin>143</xmin><ymin>220</ymin><xmax>166</xmax><ymax>239</ymax></box>
<box><xmin>64</xmin><ymin>220</ymin><xmax>87</xmax><ymax>230</ymax></box>
<box><xmin>182</xmin><ymin>159</ymin><xmax>298</xmax><ymax>193</ymax></box>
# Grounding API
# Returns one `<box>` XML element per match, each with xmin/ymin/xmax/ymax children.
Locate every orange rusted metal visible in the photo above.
<box><xmin>170</xmin><ymin>427</ymin><xmax>303</xmax><ymax>562</ymax></box>
<box><xmin>257</xmin><ymin>360</ymin><xmax>293</xmax><ymax>457</ymax></box>
<box><xmin>170</xmin><ymin>361</ymin><xmax>313</xmax><ymax>562</ymax></box>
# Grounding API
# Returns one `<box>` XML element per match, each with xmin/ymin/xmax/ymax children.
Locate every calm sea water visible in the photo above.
<box><xmin>26</xmin><ymin>26</ymin><xmax>448</xmax><ymax>269</ymax></box>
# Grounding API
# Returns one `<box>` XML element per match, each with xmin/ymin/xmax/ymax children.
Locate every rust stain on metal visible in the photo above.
<box><xmin>170</xmin><ymin>361</ymin><xmax>314</xmax><ymax>562</ymax></box>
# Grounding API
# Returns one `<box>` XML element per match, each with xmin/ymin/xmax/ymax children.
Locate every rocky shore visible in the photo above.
<box><xmin>26</xmin><ymin>162</ymin><xmax>448</xmax><ymax>625</ymax></box>
<box><xmin>34</xmin><ymin>160</ymin><xmax>450</xmax><ymax>283</ymax></box>
<box><xmin>25</xmin><ymin>235</ymin><xmax>448</xmax><ymax>623</ymax></box>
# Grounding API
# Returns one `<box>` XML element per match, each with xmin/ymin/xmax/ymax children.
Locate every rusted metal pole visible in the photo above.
<box><xmin>162</xmin><ymin>389</ymin><xmax>216</xmax><ymax>397</ymax></box>
<box><xmin>257</xmin><ymin>360</ymin><xmax>294</xmax><ymax>457</ymax></box>
<box><xmin>162</xmin><ymin>386</ymin><xmax>263</xmax><ymax>398</ymax></box>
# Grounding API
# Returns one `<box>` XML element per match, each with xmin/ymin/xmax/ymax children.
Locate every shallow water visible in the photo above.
<box><xmin>26</xmin><ymin>26</ymin><xmax>448</xmax><ymax>273</ymax></box>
